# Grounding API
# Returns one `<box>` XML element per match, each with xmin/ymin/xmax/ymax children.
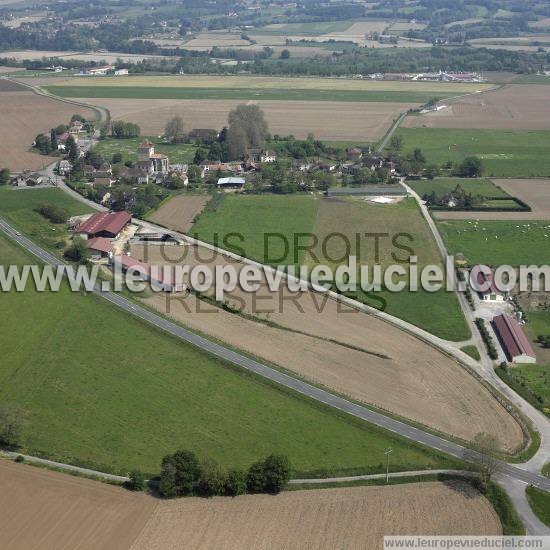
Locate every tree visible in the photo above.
<box><xmin>34</xmin><ymin>134</ymin><xmax>52</xmax><ymax>155</ymax></box>
<box><xmin>225</xmin><ymin>469</ymin><xmax>246</xmax><ymax>496</ymax></box>
<box><xmin>160</xmin><ymin>449</ymin><xmax>202</xmax><ymax>496</ymax></box>
<box><xmin>226</xmin><ymin>121</ymin><xmax>249</xmax><ymax>160</ymax></box>
<box><xmin>50</xmin><ymin>129</ymin><xmax>58</xmax><ymax>152</ymax></box>
<box><xmin>227</xmin><ymin>104</ymin><xmax>269</xmax><ymax>152</ymax></box>
<box><xmin>128</xmin><ymin>470</ymin><xmax>146</xmax><ymax>491</ymax></box>
<box><xmin>188</xmin><ymin>165</ymin><xmax>202</xmax><ymax>184</ymax></box>
<box><xmin>64</xmin><ymin>237</ymin><xmax>89</xmax><ymax>263</ymax></box>
<box><xmin>193</xmin><ymin>148</ymin><xmax>208</xmax><ymax>165</ymax></box>
<box><xmin>66</xmin><ymin>135</ymin><xmax>79</xmax><ymax>164</ymax></box>
<box><xmin>197</xmin><ymin>459</ymin><xmax>226</xmax><ymax>497</ymax></box>
<box><xmin>471</xmin><ymin>432</ymin><xmax>502</xmax><ymax>484</ymax></box>
<box><xmin>111</xmin><ymin>121</ymin><xmax>140</xmax><ymax>139</ymax></box>
<box><xmin>280</xmin><ymin>49</ymin><xmax>290</xmax><ymax>59</ymax></box>
<box><xmin>0</xmin><ymin>168</ymin><xmax>10</xmax><ymax>185</ymax></box>
<box><xmin>164</xmin><ymin>116</ymin><xmax>186</xmax><ymax>143</ymax></box>
<box><xmin>35</xmin><ymin>203</ymin><xmax>68</xmax><ymax>224</ymax></box>
<box><xmin>112</xmin><ymin>152</ymin><xmax>123</xmax><ymax>164</ymax></box>
<box><xmin>413</xmin><ymin>148</ymin><xmax>426</xmax><ymax>165</ymax></box>
<box><xmin>456</xmin><ymin>156</ymin><xmax>483</xmax><ymax>178</ymax></box>
<box><xmin>389</xmin><ymin>134</ymin><xmax>404</xmax><ymax>152</ymax></box>
<box><xmin>246</xmin><ymin>454</ymin><xmax>291</xmax><ymax>494</ymax></box>
<box><xmin>0</xmin><ymin>404</ymin><xmax>26</xmax><ymax>448</ymax></box>
<box><xmin>159</xmin><ymin>459</ymin><xmax>177</xmax><ymax>497</ymax></box>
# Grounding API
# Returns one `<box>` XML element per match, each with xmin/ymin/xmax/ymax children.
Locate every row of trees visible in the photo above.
<box><xmin>158</xmin><ymin>450</ymin><xmax>291</xmax><ymax>498</ymax></box>
<box><xmin>111</xmin><ymin>121</ymin><xmax>141</xmax><ymax>139</ymax></box>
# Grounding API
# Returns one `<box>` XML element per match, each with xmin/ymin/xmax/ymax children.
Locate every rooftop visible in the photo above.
<box><xmin>77</xmin><ymin>211</ymin><xmax>131</xmax><ymax>236</ymax></box>
<box><xmin>492</xmin><ymin>314</ymin><xmax>536</xmax><ymax>361</ymax></box>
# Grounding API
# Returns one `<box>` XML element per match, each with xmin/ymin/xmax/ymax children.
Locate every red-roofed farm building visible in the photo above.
<box><xmin>86</xmin><ymin>237</ymin><xmax>113</xmax><ymax>259</ymax></box>
<box><xmin>75</xmin><ymin>211</ymin><xmax>131</xmax><ymax>240</ymax></box>
<box><xmin>475</xmin><ymin>268</ymin><xmax>506</xmax><ymax>303</ymax></box>
<box><xmin>492</xmin><ymin>314</ymin><xmax>536</xmax><ymax>364</ymax></box>
<box><xmin>113</xmin><ymin>255</ymin><xmax>186</xmax><ymax>293</ymax></box>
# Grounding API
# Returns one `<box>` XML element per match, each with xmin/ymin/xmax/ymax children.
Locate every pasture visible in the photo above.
<box><xmin>93</xmin><ymin>136</ymin><xmax>197</xmax><ymax>165</ymax></box>
<box><xmin>504</xmin><ymin>364</ymin><xmax>550</xmax><ymax>412</ymax></box>
<box><xmin>394</xmin><ymin>128</ymin><xmax>550</xmax><ymax>177</ymax></box>
<box><xmin>437</xmin><ymin>219</ymin><xmax>550</xmax><ymax>266</ymax></box>
<box><xmin>0</xmin><ymin>79</ymin><xmax>96</xmax><ymax>171</ymax></box>
<box><xmin>410</xmin><ymin>178</ymin><xmax>509</xmax><ymax>200</ymax></box>
<box><xmin>0</xmin><ymin>232</ymin><xmax>457</xmax><ymax>476</ymax></box>
<box><xmin>133</xmin><ymin>482</ymin><xmax>502</xmax><ymax>549</ymax></box>
<box><xmin>67</xmin><ymin>98</ymin><xmax>410</xmax><ymax>141</ymax></box>
<box><xmin>402</xmin><ymin>85</ymin><xmax>550</xmax><ymax>131</ymax></box>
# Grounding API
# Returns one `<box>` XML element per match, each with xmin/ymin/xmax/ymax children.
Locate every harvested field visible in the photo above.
<box><xmin>434</xmin><ymin>179</ymin><xmax>550</xmax><ymax>221</ymax></box>
<box><xmin>0</xmin><ymin>459</ymin><xmax>155</xmax><ymax>550</ymax></box>
<box><xmin>403</xmin><ymin>85</ymin><xmax>550</xmax><ymax>130</ymax></box>
<box><xmin>0</xmin><ymin>80</ymin><xmax>96</xmax><ymax>171</ymax></box>
<box><xmin>0</xmin><ymin>49</ymin><xmax>80</xmax><ymax>60</ymax></box>
<box><xmin>132</xmin><ymin>482</ymin><xmax>501</xmax><ymax>549</ymax></box>
<box><xmin>147</xmin><ymin>195</ymin><xmax>209</xmax><ymax>233</ymax></box>
<box><xmin>183</xmin><ymin>32</ymin><xmax>251</xmax><ymax>48</ymax></box>
<box><xmin>71</xmin><ymin>98</ymin><xmax>412</xmax><ymax>140</ymax></box>
<box><xmin>133</xmin><ymin>241</ymin><xmax>525</xmax><ymax>452</ymax></box>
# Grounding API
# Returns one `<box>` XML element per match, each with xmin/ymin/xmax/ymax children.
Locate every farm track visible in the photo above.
<box><xmin>1</xmin><ymin>217</ymin><xmax>549</xmax><ymax>497</ymax></box>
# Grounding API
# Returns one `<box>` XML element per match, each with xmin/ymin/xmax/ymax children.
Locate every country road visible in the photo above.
<box><xmin>1</xmin><ymin>217</ymin><xmax>549</xmax><ymax>498</ymax></box>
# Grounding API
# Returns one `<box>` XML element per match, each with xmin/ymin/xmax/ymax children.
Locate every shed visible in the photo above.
<box><xmin>492</xmin><ymin>314</ymin><xmax>536</xmax><ymax>364</ymax></box>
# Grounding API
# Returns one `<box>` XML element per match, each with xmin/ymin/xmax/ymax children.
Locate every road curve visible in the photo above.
<box><xmin>1</xmin><ymin>217</ymin><xmax>549</xmax><ymax>494</ymax></box>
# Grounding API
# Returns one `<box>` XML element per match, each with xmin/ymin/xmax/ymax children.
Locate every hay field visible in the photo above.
<box><xmin>72</xmin><ymin>98</ymin><xmax>412</xmax><ymax>140</ymax></box>
<box><xmin>132</xmin><ymin>482</ymin><xmax>501</xmax><ymax>549</ymax></box>
<box><xmin>0</xmin><ymin>80</ymin><xmax>96</xmax><ymax>171</ymax></box>
<box><xmin>434</xmin><ymin>179</ymin><xmax>550</xmax><ymax>221</ymax></box>
<box><xmin>134</xmin><ymin>241</ymin><xmax>524</xmax><ymax>452</ymax></box>
<box><xmin>0</xmin><ymin>460</ymin><xmax>154</xmax><ymax>550</ymax></box>
<box><xmin>147</xmin><ymin>195</ymin><xmax>209</xmax><ymax>233</ymax></box>
<box><xmin>53</xmin><ymin>74</ymin><xmax>493</xmax><ymax>93</ymax></box>
<box><xmin>403</xmin><ymin>85</ymin><xmax>550</xmax><ymax>130</ymax></box>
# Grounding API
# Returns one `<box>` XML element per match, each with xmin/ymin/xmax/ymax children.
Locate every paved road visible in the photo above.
<box><xmin>290</xmin><ymin>469</ymin><xmax>474</xmax><ymax>484</ymax></box>
<box><xmin>1</xmin><ymin>217</ymin><xmax>549</xmax><ymax>495</ymax></box>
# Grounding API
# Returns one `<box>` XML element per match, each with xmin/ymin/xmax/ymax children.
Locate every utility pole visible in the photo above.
<box><xmin>384</xmin><ymin>448</ymin><xmax>393</xmax><ymax>484</ymax></box>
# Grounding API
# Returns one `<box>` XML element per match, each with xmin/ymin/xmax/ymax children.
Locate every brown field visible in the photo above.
<box><xmin>530</xmin><ymin>18</ymin><xmax>550</xmax><ymax>29</ymax></box>
<box><xmin>434</xmin><ymin>179</ymin><xmax>550</xmax><ymax>221</ymax></box>
<box><xmin>0</xmin><ymin>80</ymin><xmax>96</xmax><ymax>171</ymax></box>
<box><xmin>132</xmin><ymin>241</ymin><xmax>524</xmax><ymax>452</ymax></box>
<box><xmin>0</xmin><ymin>459</ymin><xmax>154</xmax><ymax>550</ymax></box>
<box><xmin>0</xmin><ymin>462</ymin><xmax>501</xmax><ymax>550</ymax></box>
<box><xmin>403</xmin><ymin>85</ymin><xmax>550</xmax><ymax>130</ymax></box>
<box><xmin>147</xmin><ymin>195</ymin><xmax>209</xmax><ymax>233</ymax></box>
<box><xmin>183</xmin><ymin>32</ymin><xmax>251</xmax><ymax>48</ymax></box>
<box><xmin>71</xmin><ymin>98</ymin><xmax>414</xmax><ymax>141</ymax></box>
<box><xmin>133</xmin><ymin>482</ymin><xmax>501</xmax><ymax>550</ymax></box>
<box><xmin>0</xmin><ymin>49</ymin><xmax>81</xmax><ymax>60</ymax></box>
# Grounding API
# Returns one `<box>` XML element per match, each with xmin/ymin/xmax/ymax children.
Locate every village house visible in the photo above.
<box><xmin>247</xmin><ymin>148</ymin><xmax>277</xmax><ymax>163</ymax></box>
<box><xmin>201</xmin><ymin>161</ymin><xmax>243</xmax><ymax>178</ymax></box>
<box><xmin>475</xmin><ymin>268</ymin><xmax>506</xmax><ymax>303</ymax></box>
<box><xmin>74</xmin><ymin>211</ymin><xmax>131</xmax><ymax>240</ymax></box>
<box><xmin>492</xmin><ymin>314</ymin><xmax>536</xmax><ymax>364</ymax></box>
<box><xmin>57</xmin><ymin>159</ymin><xmax>72</xmax><ymax>176</ymax></box>
<box><xmin>86</xmin><ymin>237</ymin><xmax>113</xmax><ymax>260</ymax></box>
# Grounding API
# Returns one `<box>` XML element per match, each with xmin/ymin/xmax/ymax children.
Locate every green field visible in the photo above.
<box><xmin>410</xmin><ymin>178</ymin><xmax>509</xmax><ymax>199</ymax></box>
<box><xmin>438</xmin><ymin>219</ymin><xmax>550</xmax><ymax>266</ymax></box>
<box><xmin>526</xmin><ymin>486</ymin><xmax>550</xmax><ymax>526</ymax></box>
<box><xmin>0</xmin><ymin>187</ymin><xmax>93</xmax><ymax>251</ymax></box>
<box><xmin>504</xmin><ymin>364</ymin><xmax>550</xmax><ymax>410</ymax></box>
<box><xmin>45</xmin><ymin>85</ymin><xmax>455</xmax><ymax>104</ymax></box>
<box><xmin>0</xmin><ymin>231</ymin><xmax>459</xmax><ymax>477</ymax></box>
<box><xmin>192</xmin><ymin>195</ymin><xmax>470</xmax><ymax>341</ymax></box>
<box><xmin>394</xmin><ymin>128</ymin><xmax>550</xmax><ymax>177</ymax></box>
<box><xmin>512</xmin><ymin>74</ymin><xmax>550</xmax><ymax>85</ymax></box>
<box><xmin>93</xmin><ymin>136</ymin><xmax>198</xmax><ymax>165</ymax></box>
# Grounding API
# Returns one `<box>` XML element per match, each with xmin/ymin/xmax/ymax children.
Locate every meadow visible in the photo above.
<box><xmin>192</xmin><ymin>195</ymin><xmax>470</xmax><ymax>341</ymax></box>
<box><xmin>410</xmin><ymin>178</ymin><xmax>509</xmax><ymax>199</ymax></box>
<box><xmin>437</xmin><ymin>219</ymin><xmax>550</xmax><ymax>266</ymax></box>
<box><xmin>394</xmin><ymin>128</ymin><xmax>550</xmax><ymax>177</ymax></box>
<box><xmin>0</xmin><ymin>232</ymin><xmax>458</xmax><ymax>476</ymax></box>
<box><xmin>94</xmin><ymin>136</ymin><xmax>198</xmax><ymax>165</ymax></box>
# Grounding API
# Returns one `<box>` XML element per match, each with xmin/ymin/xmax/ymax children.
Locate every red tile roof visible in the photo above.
<box><xmin>77</xmin><ymin>211</ymin><xmax>131</xmax><ymax>237</ymax></box>
<box><xmin>492</xmin><ymin>314</ymin><xmax>536</xmax><ymax>360</ymax></box>
<box><xmin>86</xmin><ymin>237</ymin><xmax>113</xmax><ymax>254</ymax></box>
<box><xmin>114</xmin><ymin>255</ymin><xmax>177</xmax><ymax>288</ymax></box>
<box><xmin>475</xmin><ymin>267</ymin><xmax>501</xmax><ymax>296</ymax></box>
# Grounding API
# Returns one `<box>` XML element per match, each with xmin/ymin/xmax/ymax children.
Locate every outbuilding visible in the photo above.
<box><xmin>75</xmin><ymin>211</ymin><xmax>131</xmax><ymax>240</ymax></box>
<box><xmin>492</xmin><ymin>314</ymin><xmax>536</xmax><ymax>364</ymax></box>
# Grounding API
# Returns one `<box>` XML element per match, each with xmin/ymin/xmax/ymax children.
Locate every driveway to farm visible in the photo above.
<box><xmin>1</xmin><ymin>217</ymin><xmax>550</xmax><ymax>503</ymax></box>
<box><xmin>402</xmin><ymin>179</ymin><xmax>550</xmax><ymax>477</ymax></box>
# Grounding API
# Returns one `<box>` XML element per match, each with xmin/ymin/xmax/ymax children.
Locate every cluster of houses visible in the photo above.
<box><xmin>77</xmin><ymin>65</ymin><xmax>129</xmax><ymax>76</ymax></box>
<box><xmin>364</xmin><ymin>71</ymin><xmax>486</xmax><ymax>83</ymax></box>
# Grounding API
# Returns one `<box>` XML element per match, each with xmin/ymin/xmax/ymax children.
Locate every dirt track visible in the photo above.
<box><xmin>0</xmin><ymin>80</ymin><xmax>96</xmax><ymax>171</ymax></box>
<box><xmin>132</xmin><ymin>482</ymin><xmax>501</xmax><ymax>549</ymax></box>
<box><xmin>434</xmin><ymin>179</ymin><xmax>550</xmax><ymax>221</ymax></box>
<box><xmin>132</xmin><ymin>243</ymin><xmax>525</xmax><ymax>452</ymax></box>
<box><xmin>147</xmin><ymin>195</ymin><xmax>209</xmax><ymax>233</ymax></box>
<box><xmin>403</xmin><ymin>85</ymin><xmax>550</xmax><ymax>130</ymax></box>
<box><xmin>69</xmin><ymin>98</ymin><xmax>416</xmax><ymax>141</ymax></box>
<box><xmin>0</xmin><ymin>459</ymin><xmax>155</xmax><ymax>550</ymax></box>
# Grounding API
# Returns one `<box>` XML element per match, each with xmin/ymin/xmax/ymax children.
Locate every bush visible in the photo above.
<box><xmin>14</xmin><ymin>455</ymin><xmax>24</xmax><ymax>463</ymax></box>
<box><xmin>225</xmin><ymin>469</ymin><xmax>246</xmax><ymax>497</ymax></box>
<box><xmin>246</xmin><ymin>454</ymin><xmax>291</xmax><ymax>494</ymax></box>
<box><xmin>127</xmin><ymin>469</ymin><xmax>146</xmax><ymax>491</ymax></box>
<box><xmin>197</xmin><ymin>459</ymin><xmax>226</xmax><ymax>497</ymax></box>
<box><xmin>64</xmin><ymin>237</ymin><xmax>89</xmax><ymax>263</ymax></box>
<box><xmin>0</xmin><ymin>404</ymin><xmax>26</xmax><ymax>449</ymax></box>
<box><xmin>159</xmin><ymin>449</ymin><xmax>201</xmax><ymax>497</ymax></box>
<box><xmin>35</xmin><ymin>203</ymin><xmax>68</xmax><ymax>224</ymax></box>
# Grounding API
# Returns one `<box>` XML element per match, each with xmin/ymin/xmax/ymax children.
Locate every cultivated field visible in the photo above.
<box><xmin>0</xmin><ymin>79</ymin><xmax>96</xmax><ymax>171</ymax></box>
<box><xmin>0</xmin><ymin>459</ymin><xmax>154</xmax><ymax>550</ymax></box>
<box><xmin>67</xmin><ymin>97</ymin><xmax>412</xmax><ymax>140</ymax></box>
<box><xmin>0</xmin><ymin>49</ymin><xmax>165</xmax><ymax>63</ymax></box>
<box><xmin>132</xmin><ymin>482</ymin><xmax>501</xmax><ymax>549</ymax></box>
<box><xmin>135</xmin><ymin>236</ymin><xmax>524</xmax><ymax>452</ymax></box>
<box><xmin>403</xmin><ymin>85</ymin><xmax>550</xmax><ymax>130</ymax></box>
<box><xmin>434</xmin><ymin>179</ymin><xmax>550</xmax><ymax>221</ymax></box>
<box><xmin>148</xmin><ymin>194</ymin><xmax>209</xmax><ymax>233</ymax></box>
<box><xmin>394</xmin><ymin>128</ymin><xmax>550</xmax><ymax>177</ymax></box>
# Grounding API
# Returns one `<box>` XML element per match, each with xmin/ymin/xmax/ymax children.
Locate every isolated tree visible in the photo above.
<box><xmin>226</xmin><ymin>121</ymin><xmax>249</xmax><ymax>160</ymax></box>
<box><xmin>456</xmin><ymin>156</ymin><xmax>483</xmax><ymax>178</ymax></box>
<box><xmin>280</xmin><ymin>49</ymin><xmax>290</xmax><ymax>59</ymax></box>
<box><xmin>164</xmin><ymin>116</ymin><xmax>186</xmax><ymax>143</ymax></box>
<box><xmin>0</xmin><ymin>404</ymin><xmax>26</xmax><ymax>449</ymax></box>
<box><xmin>34</xmin><ymin>134</ymin><xmax>52</xmax><ymax>155</ymax></box>
<box><xmin>471</xmin><ymin>432</ymin><xmax>502</xmax><ymax>484</ymax></box>
<box><xmin>227</xmin><ymin>104</ymin><xmax>269</xmax><ymax>150</ymax></box>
